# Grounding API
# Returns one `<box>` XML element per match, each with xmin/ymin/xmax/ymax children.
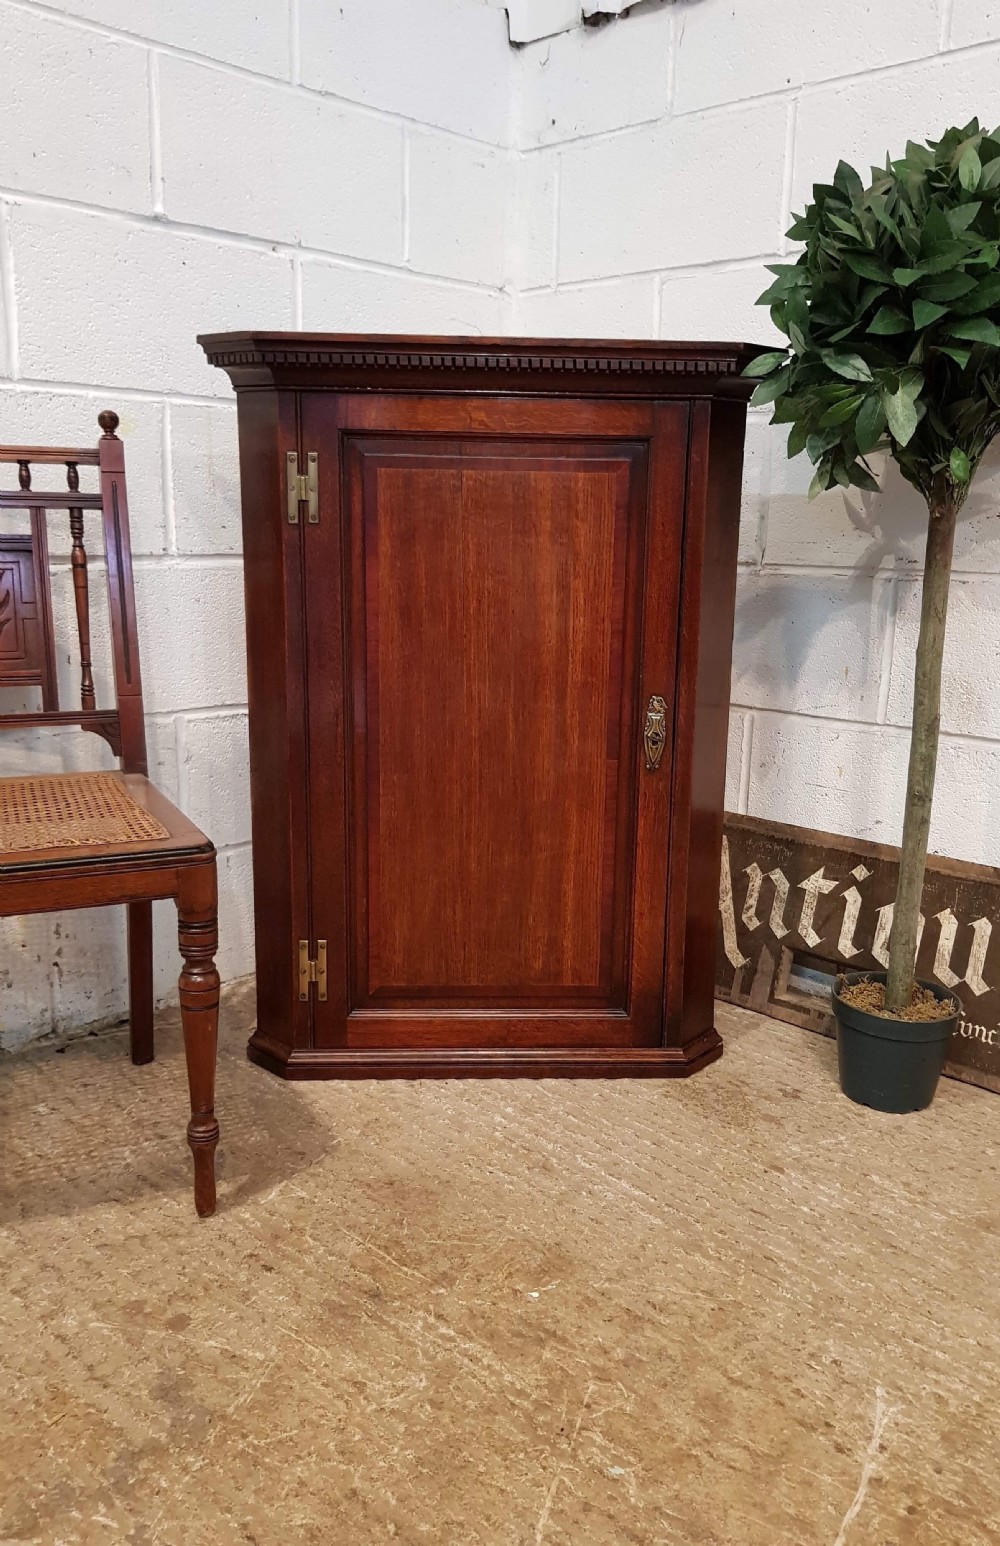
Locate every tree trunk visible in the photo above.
<box><xmin>884</xmin><ymin>490</ymin><xmax>959</xmax><ymax>1013</ymax></box>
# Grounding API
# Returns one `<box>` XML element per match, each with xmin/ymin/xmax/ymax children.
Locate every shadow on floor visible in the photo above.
<box><xmin>0</xmin><ymin>979</ymin><xmax>334</xmax><ymax>1224</ymax></box>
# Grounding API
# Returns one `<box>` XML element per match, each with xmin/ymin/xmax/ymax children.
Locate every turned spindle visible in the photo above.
<box><xmin>67</xmin><ymin>461</ymin><xmax>95</xmax><ymax>711</ymax></box>
<box><xmin>178</xmin><ymin>902</ymin><xmax>221</xmax><ymax>1218</ymax></box>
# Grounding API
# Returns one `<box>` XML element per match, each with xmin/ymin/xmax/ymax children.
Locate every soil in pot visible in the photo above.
<box><xmin>837</xmin><ymin>977</ymin><xmax>957</xmax><ymax>1021</ymax></box>
<box><xmin>832</xmin><ymin>971</ymin><xmax>960</xmax><ymax>1115</ymax></box>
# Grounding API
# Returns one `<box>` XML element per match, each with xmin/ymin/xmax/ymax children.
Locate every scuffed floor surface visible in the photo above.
<box><xmin>2</xmin><ymin>986</ymin><xmax>999</xmax><ymax>1545</ymax></box>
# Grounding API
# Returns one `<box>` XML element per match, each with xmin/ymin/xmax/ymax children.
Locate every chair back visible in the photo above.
<box><xmin>0</xmin><ymin>411</ymin><xmax>147</xmax><ymax>774</ymax></box>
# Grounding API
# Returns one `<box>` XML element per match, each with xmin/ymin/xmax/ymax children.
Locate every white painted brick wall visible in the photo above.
<box><xmin>300</xmin><ymin>258</ymin><xmax>505</xmax><ymax>335</ymax></box>
<box><xmin>0</xmin><ymin>8</ymin><xmax>151</xmax><ymax>211</ymax></box>
<box><xmin>9</xmin><ymin>206</ymin><xmax>295</xmax><ymax>395</ymax></box>
<box><xmin>730</xmin><ymin>571</ymin><xmax>893</xmax><ymax>723</ymax></box>
<box><xmin>746</xmin><ymin>714</ymin><xmax>1000</xmax><ymax>865</ymax></box>
<box><xmin>516</xmin><ymin>6</ymin><xmax>669</xmax><ymax>148</ymax></box>
<box><xmin>298</xmin><ymin>0</ymin><xmax>513</xmax><ymax>145</ymax></box>
<box><xmin>887</xmin><ymin>580</ymin><xmax>1000</xmax><ymax>739</ymax></box>
<box><xmin>510</xmin><ymin>152</ymin><xmax>557</xmax><ymax>291</ymax></box>
<box><xmin>659</xmin><ymin>268</ymin><xmax>784</xmax><ymax>348</ymax></box>
<box><xmin>0</xmin><ymin>0</ymin><xmax>510</xmax><ymax>1047</ymax></box>
<box><xmin>510</xmin><ymin>2</ymin><xmax>1000</xmax><ymax>875</ymax></box>
<box><xmin>407</xmin><ymin>134</ymin><xmax>509</xmax><ymax>286</ymax></box>
<box><xmin>168</xmin><ymin>403</ymin><xmax>241</xmax><ymax>555</ymax></box>
<box><xmin>158</xmin><ymin>58</ymin><xmax>406</xmax><ymax>260</ymax></box>
<box><xmin>557</xmin><ymin>103</ymin><xmax>790</xmax><ymax>281</ymax></box>
<box><xmin>952</xmin><ymin>1</ymin><xmax>1000</xmax><ymax>47</ymax></box>
<box><xmin>790</xmin><ymin>47</ymin><xmax>1000</xmax><ymax>212</ymax></box>
<box><xmin>6</xmin><ymin>0</ymin><xmax>1000</xmax><ymax>1046</ymax></box>
<box><xmin>671</xmin><ymin>0</ymin><xmax>943</xmax><ymax>115</ymax></box>
<box><xmin>516</xmin><ymin>274</ymin><xmax>658</xmax><ymax>337</ymax></box>
<box><xmin>36</xmin><ymin>0</ymin><xmax>291</xmax><ymax>77</ymax></box>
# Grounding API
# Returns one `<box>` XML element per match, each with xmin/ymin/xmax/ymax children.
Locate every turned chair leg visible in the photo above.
<box><xmin>177</xmin><ymin>862</ymin><xmax>220</xmax><ymax>1218</ymax></box>
<box><xmin>127</xmin><ymin>900</ymin><xmax>155</xmax><ymax>1065</ymax></box>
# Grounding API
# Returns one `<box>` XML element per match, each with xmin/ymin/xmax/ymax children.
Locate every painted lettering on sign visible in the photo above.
<box><xmin>716</xmin><ymin>815</ymin><xmax>1000</xmax><ymax>1095</ymax></box>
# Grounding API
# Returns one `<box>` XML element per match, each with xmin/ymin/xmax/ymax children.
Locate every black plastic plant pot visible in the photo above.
<box><xmin>831</xmin><ymin>971</ymin><xmax>959</xmax><ymax>1114</ymax></box>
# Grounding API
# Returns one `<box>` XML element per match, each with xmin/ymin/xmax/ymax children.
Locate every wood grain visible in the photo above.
<box><xmin>203</xmin><ymin>334</ymin><xmax>757</xmax><ymax>1079</ymax></box>
<box><xmin>356</xmin><ymin>443</ymin><xmax>634</xmax><ymax>1000</ymax></box>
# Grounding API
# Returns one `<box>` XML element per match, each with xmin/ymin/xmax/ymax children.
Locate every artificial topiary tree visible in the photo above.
<box><xmin>745</xmin><ymin>121</ymin><xmax>1000</xmax><ymax>1014</ymax></box>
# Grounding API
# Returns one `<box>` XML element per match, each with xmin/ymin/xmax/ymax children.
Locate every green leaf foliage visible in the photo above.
<box><xmin>881</xmin><ymin>381</ymin><xmax>920</xmax><ymax>446</ymax></box>
<box><xmin>959</xmin><ymin>142</ymin><xmax>982</xmax><ymax>191</ymax></box>
<box><xmin>913</xmin><ymin>299</ymin><xmax>950</xmax><ymax>328</ymax></box>
<box><xmin>856</xmin><ymin>394</ymin><xmax>888</xmax><ymax>453</ymax></box>
<box><xmin>821</xmin><ymin>350</ymin><xmax>873</xmax><ymax>381</ymax></box>
<box><xmin>743</xmin><ymin>119</ymin><xmax>1000</xmax><ymax>504</ymax></box>
<box><xmin>869</xmin><ymin>305</ymin><xmax>910</xmax><ymax>333</ymax></box>
<box><xmin>947</xmin><ymin>316</ymin><xmax>1000</xmax><ymax>344</ymax></box>
<box><xmin>742</xmin><ymin>349</ymin><xmax>789</xmax><ymax>377</ymax></box>
<box><xmin>749</xmin><ymin>368</ymin><xmax>791</xmax><ymax>406</ymax></box>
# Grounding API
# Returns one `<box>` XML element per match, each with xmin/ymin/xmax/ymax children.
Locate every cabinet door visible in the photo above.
<box><xmin>302</xmin><ymin>395</ymin><xmax>688</xmax><ymax>1052</ymax></box>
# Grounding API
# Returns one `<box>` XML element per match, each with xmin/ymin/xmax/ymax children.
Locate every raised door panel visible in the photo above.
<box><xmin>354</xmin><ymin>441</ymin><xmax>636</xmax><ymax>1008</ymax></box>
<box><xmin>301</xmin><ymin>396</ymin><xmax>689</xmax><ymax>1052</ymax></box>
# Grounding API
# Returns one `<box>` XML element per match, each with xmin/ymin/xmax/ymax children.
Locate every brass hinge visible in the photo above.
<box><xmin>298</xmin><ymin>938</ymin><xmax>328</xmax><ymax>1001</ymax></box>
<box><xmin>286</xmin><ymin>450</ymin><xmax>318</xmax><ymax>524</ymax></box>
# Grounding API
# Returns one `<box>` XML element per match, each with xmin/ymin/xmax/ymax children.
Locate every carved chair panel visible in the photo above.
<box><xmin>0</xmin><ymin>528</ymin><xmax>57</xmax><ymax>704</ymax></box>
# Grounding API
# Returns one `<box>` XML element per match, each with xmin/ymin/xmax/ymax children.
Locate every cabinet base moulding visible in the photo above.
<box><xmin>246</xmin><ymin>1029</ymin><xmax>724</xmax><ymax>1080</ymax></box>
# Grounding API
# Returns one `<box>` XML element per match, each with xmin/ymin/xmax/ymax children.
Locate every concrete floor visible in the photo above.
<box><xmin>2</xmin><ymin>985</ymin><xmax>999</xmax><ymax>1545</ymax></box>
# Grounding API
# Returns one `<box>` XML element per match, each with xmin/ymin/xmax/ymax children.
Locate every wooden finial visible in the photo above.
<box><xmin>98</xmin><ymin>409</ymin><xmax>120</xmax><ymax>438</ymax></box>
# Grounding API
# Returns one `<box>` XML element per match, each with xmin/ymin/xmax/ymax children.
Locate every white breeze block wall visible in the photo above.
<box><xmin>510</xmin><ymin>0</ymin><xmax>1000</xmax><ymax>868</ymax></box>
<box><xmin>0</xmin><ymin>0</ymin><xmax>513</xmax><ymax>1047</ymax></box>
<box><xmin>7</xmin><ymin>0</ymin><xmax>1000</xmax><ymax>1046</ymax></box>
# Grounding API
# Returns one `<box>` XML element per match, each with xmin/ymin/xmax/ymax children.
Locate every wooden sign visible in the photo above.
<box><xmin>716</xmin><ymin>813</ymin><xmax>1000</xmax><ymax>1094</ymax></box>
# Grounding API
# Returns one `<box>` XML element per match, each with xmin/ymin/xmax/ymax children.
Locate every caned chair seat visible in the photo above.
<box><xmin>0</xmin><ymin>772</ymin><xmax>211</xmax><ymax>869</ymax></box>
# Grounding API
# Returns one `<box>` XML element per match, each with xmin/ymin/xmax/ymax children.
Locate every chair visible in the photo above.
<box><xmin>0</xmin><ymin>411</ymin><xmax>220</xmax><ymax>1216</ymax></box>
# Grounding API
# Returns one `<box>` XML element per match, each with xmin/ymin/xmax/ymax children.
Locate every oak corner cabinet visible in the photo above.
<box><xmin>199</xmin><ymin>332</ymin><xmax>759</xmax><ymax>1080</ymax></box>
